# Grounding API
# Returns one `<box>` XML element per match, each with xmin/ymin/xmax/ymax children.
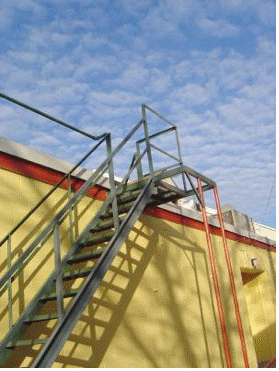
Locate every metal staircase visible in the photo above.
<box><xmin>0</xmin><ymin>98</ymin><xmax>218</xmax><ymax>367</ymax></box>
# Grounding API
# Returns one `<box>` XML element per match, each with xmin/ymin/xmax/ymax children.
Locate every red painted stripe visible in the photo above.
<box><xmin>144</xmin><ymin>206</ymin><xmax>276</xmax><ymax>252</ymax></box>
<box><xmin>0</xmin><ymin>152</ymin><xmax>107</xmax><ymax>201</ymax></box>
<box><xmin>0</xmin><ymin>151</ymin><xmax>275</xmax><ymax>252</ymax></box>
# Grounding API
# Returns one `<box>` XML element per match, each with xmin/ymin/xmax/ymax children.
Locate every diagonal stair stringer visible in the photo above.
<box><xmin>31</xmin><ymin>176</ymin><xmax>155</xmax><ymax>367</ymax></box>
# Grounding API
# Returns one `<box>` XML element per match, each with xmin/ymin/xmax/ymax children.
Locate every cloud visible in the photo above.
<box><xmin>107</xmin><ymin>62</ymin><xmax>149</xmax><ymax>89</ymax></box>
<box><xmin>256</xmin><ymin>1</ymin><xmax>276</xmax><ymax>27</ymax></box>
<box><xmin>197</xmin><ymin>18</ymin><xmax>240</xmax><ymax>37</ymax></box>
<box><xmin>146</xmin><ymin>69</ymin><xmax>171</xmax><ymax>94</ymax></box>
<box><xmin>88</xmin><ymin>90</ymin><xmax>145</xmax><ymax>107</ymax></box>
<box><xmin>141</xmin><ymin>7</ymin><xmax>183</xmax><ymax>39</ymax></box>
<box><xmin>169</xmin><ymin>80</ymin><xmax>218</xmax><ymax>107</ymax></box>
<box><xmin>0</xmin><ymin>1</ymin><xmax>275</xmax><ymax>226</ymax></box>
<box><xmin>119</xmin><ymin>0</ymin><xmax>155</xmax><ymax>16</ymax></box>
<box><xmin>0</xmin><ymin>0</ymin><xmax>45</xmax><ymax>30</ymax></box>
<box><xmin>0</xmin><ymin>8</ymin><xmax>13</xmax><ymax>30</ymax></box>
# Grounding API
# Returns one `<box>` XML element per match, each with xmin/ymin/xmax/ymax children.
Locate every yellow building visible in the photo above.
<box><xmin>0</xmin><ymin>134</ymin><xmax>275</xmax><ymax>368</ymax></box>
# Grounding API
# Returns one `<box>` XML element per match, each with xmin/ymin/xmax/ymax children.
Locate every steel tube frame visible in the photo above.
<box><xmin>136</xmin><ymin>126</ymin><xmax>176</xmax><ymax>144</ymax></box>
<box><xmin>149</xmin><ymin>142</ymin><xmax>181</xmax><ymax>163</ymax></box>
<box><xmin>0</xmin><ymin>126</ymin><xmax>149</xmax><ymax>361</ymax></box>
<box><xmin>0</xmin><ymin>136</ymin><xmax>107</xmax><ymax>248</ymax></box>
<box><xmin>142</xmin><ymin>104</ymin><xmax>176</xmax><ymax>128</ymax></box>
<box><xmin>67</xmin><ymin>174</ymin><xmax>74</xmax><ymax>246</ymax></box>
<box><xmin>0</xmin><ymin>119</ymin><xmax>145</xmax><ymax>292</ymax></box>
<box><xmin>142</xmin><ymin>105</ymin><xmax>154</xmax><ymax>174</ymax></box>
<box><xmin>31</xmin><ymin>177</ymin><xmax>155</xmax><ymax>367</ymax></box>
<box><xmin>184</xmin><ymin>171</ymin><xmax>203</xmax><ymax>206</ymax></box>
<box><xmin>174</xmin><ymin>127</ymin><xmax>188</xmax><ymax>192</ymax></box>
<box><xmin>197</xmin><ymin>178</ymin><xmax>232</xmax><ymax>368</ymax></box>
<box><xmin>7</xmin><ymin>235</ymin><xmax>13</xmax><ymax>330</ymax></box>
<box><xmin>0</xmin><ymin>93</ymin><xmax>107</xmax><ymax>140</ymax></box>
<box><xmin>213</xmin><ymin>187</ymin><xmax>250</xmax><ymax>367</ymax></box>
<box><xmin>0</xmin><ymin>100</ymin><xmax>225</xmax><ymax>367</ymax></box>
<box><xmin>106</xmin><ymin>134</ymin><xmax>120</xmax><ymax>231</ymax></box>
<box><xmin>53</xmin><ymin>223</ymin><xmax>65</xmax><ymax>322</ymax></box>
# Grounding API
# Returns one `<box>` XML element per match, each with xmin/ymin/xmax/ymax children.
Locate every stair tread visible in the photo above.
<box><xmin>80</xmin><ymin>229</ymin><xmax>115</xmax><ymax>247</ymax></box>
<box><xmin>62</xmin><ymin>266</ymin><xmax>93</xmax><ymax>281</ymax></box>
<box><xmin>41</xmin><ymin>288</ymin><xmax>80</xmax><ymax>302</ymax></box>
<box><xmin>24</xmin><ymin>313</ymin><xmax>59</xmax><ymax>322</ymax></box>
<box><xmin>68</xmin><ymin>248</ymin><xmax>105</xmax><ymax>264</ymax></box>
<box><xmin>6</xmin><ymin>338</ymin><xmax>47</xmax><ymax>348</ymax></box>
<box><xmin>118</xmin><ymin>180</ymin><xmax>147</xmax><ymax>193</ymax></box>
<box><xmin>116</xmin><ymin>190</ymin><xmax>141</xmax><ymax>204</ymax></box>
<box><xmin>100</xmin><ymin>202</ymin><xmax>133</xmax><ymax>219</ymax></box>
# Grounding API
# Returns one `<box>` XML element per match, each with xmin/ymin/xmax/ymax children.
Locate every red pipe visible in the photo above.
<box><xmin>197</xmin><ymin>178</ymin><xmax>232</xmax><ymax>368</ymax></box>
<box><xmin>264</xmin><ymin>357</ymin><xmax>276</xmax><ymax>368</ymax></box>
<box><xmin>213</xmin><ymin>186</ymin><xmax>250</xmax><ymax>367</ymax></box>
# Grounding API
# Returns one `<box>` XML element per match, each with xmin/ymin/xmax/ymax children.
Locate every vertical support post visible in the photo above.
<box><xmin>106</xmin><ymin>134</ymin><xmax>120</xmax><ymax>231</ymax></box>
<box><xmin>197</xmin><ymin>178</ymin><xmax>232</xmax><ymax>368</ymax></box>
<box><xmin>7</xmin><ymin>235</ymin><xmax>13</xmax><ymax>330</ymax></box>
<box><xmin>67</xmin><ymin>174</ymin><xmax>74</xmax><ymax>246</ymax></box>
<box><xmin>54</xmin><ymin>223</ymin><xmax>65</xmax><ymax>322</ymax></box>
<box><xmin>213</xmin><ymin>186</ymin><xmax>250</xmax><ymax>368</ymax></box>
<box><xmin>174</xmin><ymin>127</ymin><xmax>187</xmax><ymax>191</ymax></box>
<box><xmin>136</xmin><ymin>142</ymin><xmax>143</xmax><ymax>181</ymax></box>
<box><xmin>142</xmin><ymin>104</ymin><xmax>154</xmax><ymax>175</ymax></box>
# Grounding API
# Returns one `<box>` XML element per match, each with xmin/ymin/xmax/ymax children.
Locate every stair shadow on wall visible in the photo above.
<box><xmin>51</xmin><ymin>213</ymin><xmax>224</xmax><ymax>368</ymax></box>
<box><xmin>3</xmin><ymin>210</ymin><xmax>224</xmax><ymax>368</ymax></box>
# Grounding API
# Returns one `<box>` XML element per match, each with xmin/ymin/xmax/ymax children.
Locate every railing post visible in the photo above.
<box><xmin>7</xmin><ymin>235</ymin><xmax>13</xmax><ymax>330</ymax></box>
<box><xmin>142</xmin><ymin>104</ymin><xmax>154</xmax><ymax>175</ymax></box>
<box><xmin>67</xmin><ymin>174</ymin><xmax>74</xmax><ymax>246</ymax></box>
<box><xmin>174</xmin><ymin>127</ymin><xmax>187</xmax><ymax>191</ymax></box>
<box><xmin>136</xmin><ymin>142</ymin><xmax>143</xmax><ymax>181</ymax></box>
<box><xmin>53</xmin><ymin>223</ymin><xmax>65</xmax><ymax>322</ymax></box>
<box><xmin>106</xmin><ymin>134</ymin><xmax>120</xmax><ymax>231</ymax></box>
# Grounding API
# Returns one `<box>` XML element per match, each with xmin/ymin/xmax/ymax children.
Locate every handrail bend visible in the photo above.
<box><xmin>0</xmin><ymin>93</ymin><xmax>108</xmax><ymax>140</ymax></box>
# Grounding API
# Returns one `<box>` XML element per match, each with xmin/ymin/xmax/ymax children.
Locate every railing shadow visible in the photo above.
<box><xmin>0</xmin><ymin>175</ymin><xmax>104</xmax><ymax>351</ymax></box>
<box><xmin>4</xmin><ymin>209</ymin><xmax>230</xmax><ymax>367</ymax></box>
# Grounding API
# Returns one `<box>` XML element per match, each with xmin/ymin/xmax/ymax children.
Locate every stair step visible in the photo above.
<box><xmin>40</xmin><ymin>288</ymin><xmax>79</xmax><ymax>302</ymax></box>
<box><xmin>6</xmin><ymin>338</ymin><xmax>47</xmax><ymax>348</ymax></box>
<box><xmin>62</xmin><ymin>266</ymin><xmax>93</xmax><ymax>281</ymax></box>
<box><xmin>117</xmin><ymin>189</ymin><xmax>141</xmax><ymax>204</ymax></box>
<box><xmin>67</xmin><ymin>248</ymin><xmax>105</xmax><ymax>264</ymax></box>
<box><xmin>90</xmin><ymin>215</ymin><xmax>125</xmax><ymax>233</ymax></box>
<box><xmin>80</xmin><ymin>229</ymin><xmax>115</xmax><ymax>247</ymax></box>
<box><xmin>122</xmin><ymin>179</ymin><xmax>149</xmax><ymax>192</ymax></box>
<box><xmin>24</xmin><ymin>313</ymin><xmax>59</xmax><ymax>323</ymax></box>
<box><xmin>100</xmin><ymin>201</ymin><xmax>133</xmax><ymax>219</ymax></box>
<box><xmin>151</xmin><ymin>192</ymin><xmax>181</xmax><ymax>204</ymax></box>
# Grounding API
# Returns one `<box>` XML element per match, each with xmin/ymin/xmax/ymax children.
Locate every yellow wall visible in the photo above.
<box><xmin>242</xmin><ymin>270</ymin><xmax>276</xmax><ymax>362</ymax></box>
<box><xmin>0</xmin><ymin>166</ymin><xmax>276</xmax><ymax>368</ymax></box>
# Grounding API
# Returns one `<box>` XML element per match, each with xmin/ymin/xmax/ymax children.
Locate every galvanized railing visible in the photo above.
<box><xmin>0</xmin><ymin>95</ymin><xmax>186</xmax><ymax>335</ymax></box>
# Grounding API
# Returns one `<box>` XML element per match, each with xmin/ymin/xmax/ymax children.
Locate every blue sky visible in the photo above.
<box><xmin>0</xmin><ymin>0</ymin><xmax>276</xmax><ymax>228</ymax></box>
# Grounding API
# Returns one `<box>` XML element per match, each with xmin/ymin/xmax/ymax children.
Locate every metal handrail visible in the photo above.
<box><xmin>0</xmin><ymin>102</ymin><xmax>192</xmax><ymax>351</ymax></box>
<box><xmin>0</xmin><ymin>135</ymin><xmax>108</xmax><ymax>248</ymax></box>
<box><xmin>0</xmin><ymin>119</ymin><xmax>146</xmax><ymax>290</ymax></box>
<box><xmin>0</xmin><ymin>93</ymin><xmax>108</xmax><ymax>140</ymax></box>
<box><xmin>0</xmin><ymin>103</ymin><xmax>186</xmax><ymax>291</ymax></box>
<box><xmin>142</xmin><ymin>104</ymin><xmax>177</xmax><ymax>128</ymax></box>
